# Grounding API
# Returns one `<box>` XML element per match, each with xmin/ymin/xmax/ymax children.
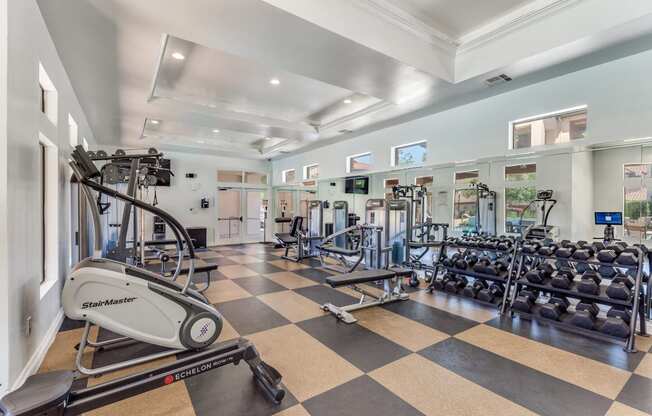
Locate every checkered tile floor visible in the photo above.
<box><xmin>43</xmin><ymin>243</ymin><xmax>652</xmax><ymax>416</ymax></box>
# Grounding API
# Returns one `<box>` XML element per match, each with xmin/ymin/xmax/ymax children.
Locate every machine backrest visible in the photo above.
<box><xmin>289</xmin><ymin>216</ymin><xmax>303</xmax><ymax>237</ymax></box>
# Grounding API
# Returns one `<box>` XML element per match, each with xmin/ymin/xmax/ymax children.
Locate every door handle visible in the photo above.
<box><xmin>239</xmin><ymin>216</ymin><xmax>243</xmax><ymax>222</ymax></box>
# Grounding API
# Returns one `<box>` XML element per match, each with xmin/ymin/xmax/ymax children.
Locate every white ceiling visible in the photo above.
<box><xmin>37</xmin><ymin>0</ymin><xmax>652</xmax><ymax>159</ymax></box>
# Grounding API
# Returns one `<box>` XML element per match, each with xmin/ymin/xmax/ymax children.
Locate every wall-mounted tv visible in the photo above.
<box><xmin>345</xmin><ymin>176</ymin><xmax>369</xmax><ymax>194</ymax></box>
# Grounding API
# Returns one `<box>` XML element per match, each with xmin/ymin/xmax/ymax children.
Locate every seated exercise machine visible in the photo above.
<box><xmin>0</xmin><ymin>146</ymin><xmax>285</xmax><ymax>415</ymax></box>
<box><xmin>274</xmin><ymin>201</ymin><xmax>324</xmax><ymax>262</ymax></box>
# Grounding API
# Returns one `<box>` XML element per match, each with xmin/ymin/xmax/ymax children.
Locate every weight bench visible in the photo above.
<box><xmin>318</xmin><ymin>243</ymin><xmax>363</xmax><ymax>272</ymax></box>
<box><xmin>322</xmin><ymin>269</ymin><xmax>409</xmax><ymax>323</ymax></box>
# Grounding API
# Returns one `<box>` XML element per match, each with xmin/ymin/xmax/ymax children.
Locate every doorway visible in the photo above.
<box><xmin>217</xmin><ymin>188</ymin><xmax>268</xmax><ymax>245</ymax></box>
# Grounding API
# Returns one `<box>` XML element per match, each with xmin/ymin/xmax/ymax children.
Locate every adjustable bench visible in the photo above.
<box><xmin>322</xmin><ymin>269</ymin><xmax>409</xmax><ymax>323</ymax></box>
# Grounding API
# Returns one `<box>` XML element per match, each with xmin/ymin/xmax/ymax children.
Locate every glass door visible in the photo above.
<box><xmin>275</xmin><ymin>190</ymin><xmax>295</xmax><ymax>234</ymax></box>
<box><xmin>245</xmin><ymin>190</ymin><xmax>266</xmax><ymax>242</ymax></box>
<box><xmin>217</xmin><ymin>188</ymin><xmax>243</xmax><ymax>244</ymax></box>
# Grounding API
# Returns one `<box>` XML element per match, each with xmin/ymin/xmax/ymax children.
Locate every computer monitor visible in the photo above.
<box><xmin>594</xmin><ymin>212</ymin><xmax>622</xmax><ymax>226</ymax></box>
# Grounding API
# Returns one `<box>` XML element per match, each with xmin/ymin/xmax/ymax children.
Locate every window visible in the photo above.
<box><xmin>244</xmin><ymin>171</ymin><xmax>267</xmax><ymax>185</ymax></box>
<box><xmin>384</xmin><ymin>178</ymin><xmax>399</xmax><ymax>200</ymax></box>
<box><xmin>455</xmin><ymin>170</ymin><xmax>478</xmax><ymax>185</ymax></box>
<box><xmin>510</xmin><ymin>106</ymin><xmax>587</xmax><ymax>149</ymax></box>
<box><xmin>347</xmin><ymin>152</ymin><xmax>372</xmax><ymax>173</ymax></box>
<box><xmin>504</xmin><ymin>164</ymin><xmax>537</xmax><ymax>234</ymax></box>
<box><xmin>282</xmin><ymin>169</ymin><xmax>296</xmax><ymax>184</ymax></box>
<box><xmin>304</xmin><ymin>164</ymin><xmax>319</xmax><ymax>180</ymax></box>
<box><xmin>218</xmin><ymin>170</ymin><xmax>244</xmax><ymax>183</ymax></box>
<box><xmin>623</xmin><ymin>163</ymin><xmax>652</xmax><ymax>241</ymax></box>
<box><xmin>39</xmin><ymin>63</ymin><xmax>58</xmax><ymax>125</ymax></box>
<box><xmin>392</xmin><ymin>141</ymin><xmax>426</xmax><ymax>166</ymax></box>
<box><xmin>82</xmin><ymin>137</ymin><xmax>89</xmax><ymax>151</ymax></box>
<box><xmin>68</xmin><ymin>114</ymin><xmax>78</xmax><ymax>148</ymax></box>
<box><xmin>302</xmin><ymin>180</ymin><xmax>316</xmax><ymax>187</ymax></box>
<box><xmin>38</xmin><ymin>133</ymin><xmax>59</xmax><ymax>294</ymax></box>
<box><xmin>415</xmin><ymin>176</ymin><xmax>433</xmax><ymax>186</ymax></box>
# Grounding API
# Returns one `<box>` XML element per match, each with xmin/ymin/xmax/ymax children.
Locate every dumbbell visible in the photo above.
<box><xmin>577</xmin><ymin>270</ymin><xmax>602</xmax><ymax>295</ymax></box>
<box><xmin>521</xmin><ymin>242</ymin><xmax>541</xmax><ymax>255</ymax></box>
<box><xmin>444</xmin><ymin>275</ymin><xmax>468</xmax><ymax>294</ymax></box>
<box><xmin>551</xmin><ymin>268</ymin><xmax>575</xmax><ymax>289</ymax></box>
<box><xmin>454</xmin><ymin>257</ymin><xmax>469</xmax><ymax>270</ymax></box>
<box><xmin>606</xmin><ymin>306</ymin><xmax>632</xmax><ymax>324</ymax></box>
<box><xmin>554</xmin><ymin>245</ymin><xmax>575</xmax><ymax>258</ymax></box>
<box><xmin>538</xmin><ymin>243</ymin><xmax>558</xmax><ymax>256</ymax></box>
<box><xmin>598</xmin><ymin>265</ymin><xmax>617</xmax><ymax>278</ymax></box>
<box><xmin>615</xmin><ymin>251</ymin><xmax>638</xmax><ymax>266</ymax></box>
<box><xmin>472</xmin><ymin>256</ymin><xmax>492</xmax><ymax>274</ymax></box>
<box><xmin>597</xmin><ymin>249</ymin><xmax>617</xmax><ymax>263</ymax></box>
<box><xmin>496</xmin><ymin>240</ymin><xmax>512</xmax><ymax>251</ymax></box>
<box><xmin>539</xmin><ymin>296</ymin><xmax>570</xmax><ymax>321</ymax></box>
<box><xmin>494</xmin><ymin>258</ymin><xmax>510</xmax><ymax>273</ymax></box>
<box><xmin>512</xmin><ymin>289</ymin><xmax>538</xmax><ymax>313</ymax></box>
<box><xmin>570</xmin><ymin>302</ymin><xmax>600</xmax><ymax>330</ymax></box>
<box><xmin>592</xmin><ymin>242</ymin><xmax>606</xmax><ymax>252</ymax></box>
<box><xmin>602</xmin><ymin>306</ymin><xmax>632</xmax><ymax>338</ymax></box>
<box><xmin>462</xmin><ymin>279</ymin><xmax>488</xmax><ymax>298</ymax></box>
<box><xmin>432</xmin><ymin>272</ymin><xmax>455</xmax><ymax>291</ymax></box>
<box><xmin>477</xmin><ymin>283</ymin><xmax>505</xmax><ymax>303</ymax></box>
<box><xmin>525</xmin><ymin>268</ymin><xmax>546</xmax><ymax>284</ymax></box>
<box><xmin>465</xmin><ymin>254</ymin><xmax>479</xmax><ymax>268</ymax></box>
<box><xmin>606</xmin><ymin>275</ymin><xmax>634</xmax><ymax>300</ymax></box>
<box><xmin>606</xmin><ymin>242</ymin><xmax>625</xmax><ymax>254</ymax></box>
<box><xmin>572</xmin><ymin>246</ymin><xmax>594</xmax><ymax>261</ymax></box>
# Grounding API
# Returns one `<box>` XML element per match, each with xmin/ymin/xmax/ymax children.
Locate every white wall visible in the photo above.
<box><xmin>571</xmin><ymin>151</ymin><xmax>595</xmax><ymax>240</ymax></box>
<box><xmin>1</xmin><ymin>0</ymin><xmax>96</xmax><ymax>392</ymax></box>
<box><xmin>273</xmin><ymin>46</ymin><xmax>652</xmax><ymax>184</ymax></box>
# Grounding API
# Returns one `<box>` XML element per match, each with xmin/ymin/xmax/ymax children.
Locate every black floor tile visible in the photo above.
<box><xmin>382</xmin><ymin>300</ymin><xmax>478</xmax><ymax>335</ymax></box>
<box><xmin>487</xmin><ymin>315</ymin><xmax>646</xmax><ymax>371</ymax></box>
<box><xmin>294</xmin><ymin>285</ymin><xmax>358</xmax><ymax>307</ymax></box>
<box><xmin>185</xmin><ymin>356</ymin><xmax>298</xmax><ymax>416</ymax></box>
<box><xmin>294</xmin><ymin>268</ymin><xmax>333</xmax><ymax>283</ymax></box>
<box><xmin>215</xmin><ymin>297</ymin><xmax>290</xmax><ymax>335</ymax></box>
<box><xmin>203</xmin><ymin>257</ymin><xmax>237</xmax><ymax>266</ymax></box>
<box><xmin>616</xmin><ymin>374</ymin><xmax>652</xmax><ymax>414</ymax></box>
<box><xmin>256</xmin><ymin>253</ymin><xmax>283</xmax><ymax>261</ymax></box>
<box><xmin>299</xmin><ymin>258</ymin><xmax>323</xmax><ymax>268</ymax></box>
<box><xmin>220</xmin><ymin>250</ymin><xmax>247</xmax><ymax>256</ymax></box>
<box><xmin>233</xmin><ymin>276</ymin><xmax>287</xmax><ymax>296</ymax></box>
<box><xmin>419</xmin><ymin>338</ymin><xmax>613</xmax><ymax>416</ymax></box>
<box><xmin>59</xmin><ymin>318</ymin><xmax>85</xmax><ymax>332</ymax></box>
<box><xmin>92</xmin><ymin>328</ymin><xmax>170</xmax><ymax>369</ymax></box>
<box><xmin>298</xmin><ymin>316</ymin><xmax>411</xmax><ymax>372</ymax></box>
<box><xmin>303</xmin><ymin>375</ymin><xmax>423</xmax><ymax>416</ymax></box>
<box><xmin>246</xmin><ymin>262</ymin><xmax>285</xmax><ymax>274</ymax></box>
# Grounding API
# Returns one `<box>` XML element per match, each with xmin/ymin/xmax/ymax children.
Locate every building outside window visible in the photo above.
<box><xmin>510</xmin><ymin>106</ymin><xmax>587</xmax><ymax>149</ymax></box>
<box><xmin>392</xmin><ymin>141</ymin><xmax>427</xmax><ymax>166</ymax></box>
<box><xmin>453</xmin><ymin>170</ymin><xmax>479</xmax><ymax>232</ymax></box>
<box><xmin>504</xmin><ymin>164</ymin><xmax>537</xmax><ymax>234</ymax></box>
<box><xmin>623</xmin><ymin>164</ymin><xmax>652</xmax><ymax>241</ymax></box>
<box><xmin>347</xmin><ymin>152</ymin><xmax>372</xmax><ymax>172</ymax></box>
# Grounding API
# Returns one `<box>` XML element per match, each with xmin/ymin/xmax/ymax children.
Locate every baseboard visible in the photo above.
<box><xmin>10</xmin><ymin>308</ymin><xmax>64</xmax><ymax>391</ymax></box>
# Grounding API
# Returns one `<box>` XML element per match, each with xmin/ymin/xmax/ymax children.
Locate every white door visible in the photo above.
<box><xmin>245</xmin><ymin>190</ymin><xmax>266</xmax><ymax>242</ymax></box>
<box><xmin>217</xmin><ymin>188</ymin><xmax>242</xmax><ymax>244</ymax></box>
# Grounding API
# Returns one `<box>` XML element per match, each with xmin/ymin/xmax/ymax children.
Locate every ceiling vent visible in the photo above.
<box><xmin>485</xmin><ymin>74</ymin><xmax>512</xmax><ymax>86</ymax></box>
<box><xmin>339</xmin><ymin>129</ymin><xmax>354</xmax><ymax>134</ymax></box>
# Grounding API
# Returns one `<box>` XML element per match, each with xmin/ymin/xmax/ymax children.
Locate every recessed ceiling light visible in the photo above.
<box><xmin>171</xmin><ymin>52</ymin><xmax>185</xmax><ymax>60</ymax></box>
<box><xmin>269</xmin><ymin>78</ymin><xmax>280</xmax><ymax>86</ymax></box>
<box><xmin>196</xmin><ymin>140</ymin><xmax>205</xmax><ymax>144</ymax></box>
<box><xmin>264</xmin><ymin>137</ymin><xmax>271</xmax><ymax>141</ymax></box>
<box><xmin>150</xmin><ymin>119</ymin><xmax>160</xmax><ymax>125</ymax></box>
<box><xmin>343</xmin><ymin>99</ymin><xmax>352</xmax><ymax>104</ymax></box>
<box><xmin>212</xmin><ymin>129</ymin><xmax>220</xmax><ymax>133</ymax></box>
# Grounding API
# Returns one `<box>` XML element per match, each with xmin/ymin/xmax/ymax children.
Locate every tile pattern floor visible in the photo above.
<box><xmin>41</xmin><ymin>243</ymin><xmax>652</xmax><ymax>416</ymax></box>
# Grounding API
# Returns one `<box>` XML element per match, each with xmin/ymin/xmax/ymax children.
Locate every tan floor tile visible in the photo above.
<box><xmin>411</xmin><ymin>289</ymin><xmax>498</xmax><ymax>322</ymax></box>
<box><xmin>247</xmin><ymin>324</ymin><xmax>363</xmax><ymax>401</ymax></box>
<box><xmin>217</xmin><ymin>317</ymin><xmax>239</xmax><ymax>342</ymax></box>
<box><xmin>265</xmin><ymin>271</ymin><xmax>318</xmax><ymax>289</ymax></box>
<box><xmin>634</xmin><ymin>353</ymin><xmax>652</xmax><ymax>379</ymax></box>
<box><xmin>635</xmin><ymin>334</ymin><xmax>652</xmax><ymax>352</ymax></box>
<box><xmin>605</xmin><ymin>401</ymin><xmax>651</xmax><ymax>416</ymax></box>
<box><xmin>38</xmin><ymin>326</ymin><xmax>98</xmax><ymax>373</ymax></box>
<box><xmin>202</xmin><ymin>279</ymin><xmax>252</xmax><ymax>304</ymax></box>
<box><xmin>273</xmin><ymin>404</ymin><xmax>311</xmax><ymax>416</ymax></box>
<box><xmin>258</xmin><ymin>291</ymin><xmax>326</xmax><ymax>323</ymax></box>
<box><xmin>87</xmin><ymin>356</ymin><xmax>195</xmax><ymax>416</ymax></box>
<box><xmin>196</xmin><ymin>251</ymin><xmax>216</xmax><ymax>259</ymax></box>
<box><xmin>269</xmin><ymin>260</ymin><xmax>310</xmax><ymax>271</ymax></box>
<box><xmin>354</xmin><ymin>307</ymin><xmax>449</xmax><ymax>351</ymax></box>
<box><xmin>456</xmin><ymin>324</ymin><xmax>631</xmax><ymax>399</ymax></box>
<box><xmin>218</xmin><ymin>264</ymin><xmax>259</xmax><ymax>279</ymax></box>
<box><xmin>370</xmin><ymin>354</ymin><xmax>536</xmax><ymax>416</ymax></box>
<box><xmin>229</xmin><ymin>255</ymin><xmax>264</xmax><ymax>264</ymax></box>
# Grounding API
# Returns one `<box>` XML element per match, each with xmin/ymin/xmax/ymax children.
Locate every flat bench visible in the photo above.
<box><xmin>167</xmin><ymin>264</ymin><xmax>218</xmax><ymax>293</ymax></box>
<box><xmin>321</xmin><ymin>268</ymin><xmax>409</xmax><ymax>323</ymax></box>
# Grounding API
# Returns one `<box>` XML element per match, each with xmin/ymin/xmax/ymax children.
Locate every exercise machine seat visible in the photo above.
<box><xmin>275</xmin><ymin>233</ymin><xmax>297</xmax><ymax>245</ymax></box>
<box><xmin>326</xmin><ymin>269</ymin><xmax>396</xmax><ymax>287</ymax></box>
<box><xmin>388</xmin><ymin>266</ymin><xmax>414</xmax><ymax>278</ymax></box>
<box><xmin>318</xmin><ymin>244</ymin><xmax>359</xmax><ymax>256</ymax></box>
<box><xmin>0</xmin><ymin>371</ymin><xmax>73</xmax><ymax>415</ymax></box>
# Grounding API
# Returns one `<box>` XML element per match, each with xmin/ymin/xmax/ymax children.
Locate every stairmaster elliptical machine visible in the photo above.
<box><xmin>521</xmin><ymin>189</ymin><xmax>559</xmax><ymax>240</ymax></box>
<box><xmin>0</xmin><ymin>146</ymin><xmax>285</xmax><ymax>415</ymax></box>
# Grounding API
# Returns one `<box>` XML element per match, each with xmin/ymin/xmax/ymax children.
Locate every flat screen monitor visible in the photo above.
<box><xmin>345</xmin><ymin>176</ymin><xmax>369</xmax><ymax>194</ymax></box>
<box><xmin>594</xmin><ymin>211</ymin><xmax>622</xmax><ymax>225</ymax></box>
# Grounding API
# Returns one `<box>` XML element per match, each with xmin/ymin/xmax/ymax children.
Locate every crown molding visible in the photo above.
<box><xmin>457</xmin><ymin>0</ymin><xmax>585</xmax><ymax>54</ymax></box>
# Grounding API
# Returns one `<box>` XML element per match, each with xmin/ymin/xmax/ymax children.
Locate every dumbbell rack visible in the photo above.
<box><xmin>508</xmin><ymin>248</ymin><xmax>648</xmax><ymax>352</ymax></box>
<box><xmin>429</xmin><ymin>240</ymin><xmax>519</xmax><ymax>311</ymax></box>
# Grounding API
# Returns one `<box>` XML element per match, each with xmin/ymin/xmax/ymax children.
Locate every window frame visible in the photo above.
<box><xmin>508</xmin><ymin>105</ymin><xmax>588</xmax><ymax>150</ymax></box>
<box><xmin>503</xmin><ymin>163</ymin><xmax>537</xmax><ymax>235</ymax></box>
<box><xmin>38</xmin><ymin>132</ymin><xmax>59</xmax><ymax>298</ymax></box>
<box><xmin>282</xmin><ymin>169</ymin><xmax>296</xmax><ymax>184</ymax></box>
<box><xmin>303</xmin><ymin>163</ymin><xmax>319</xmax><ymax>180</ymax></box>
<box><xmin>391</xmin><ymin>140</ymin><xmax>427</xmax><ymax>167</ymax></box>
<box><xmin>346</xmin><ymin>152</ymin><xmax>372</xmax><ymax>173</ymax></box>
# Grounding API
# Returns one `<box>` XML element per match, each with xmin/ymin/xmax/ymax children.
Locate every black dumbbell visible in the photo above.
<box><xmin>538</xmin><ymin>243</ymin><xmax>558</xmax><ymax>256</ymax></box>
<box><xmin>494</xmin><ymin>258</ymin><xmax>510</xmax><ymax>273</ymax></box>
<box><xmin>592</xmin><ymin>242</ymin><xmax>606</xmax><ymax>252</ymax></box>
<box><xmin>597</xmin><ymin>249</ymin><xmax>617</xmax><ymax>263</ymax></box>
<box><xmin>601</xmin><ymin>317</ymin><xmax>630</xmax><ymax>338</ymax></box>
<box><xmin>454</xmin><ymin>258</ymin><xmax>469</xmax><ymax>270</ymax></box>
<box><xmin>444</xmin><ymin>275</ymin><xmax>468</xmax><ymax>294</ymax></box>
<box><xmin>465</xmin><ymin>254</ymin><xmax>479</xmax><ymax>268</ymax></box>
<box><xmin>477</xmin><ymin>283</ymin><xmax>505</xmax><ymax>303</ymax></box>
<box><xmin>539</xmin><ymin>296</ymin><xmax>570</xmax><ymax>321</ymax></box>
<box><xmin>598</xmin><ymin>265</ymin><xmax>617</xmax><ymax>278</ymax></box>
<box><xmin>512</xmin><ymin>289</ymin><xmax>538</xmax><ymax>313</ymax></box>
<box><xmin>525</xmin><ymin>268</ymin><xmax>546</xmax><ymax>284</ymax></box>
<box><xmin>472</xmin><ymin>256</ymin><xmax>492</xmax><ymax>274</ymax></box>
<box><xmin>551</xmin><ymin>268</ymin><xmax>575</xmax><ymax>289</ymax></box>
<box><xmin>432</xmin><ymin>272</ymin><xmax>455</xmax><ymax>290</ymax></box>
<box><xmin>572</xmin><ymin>247</ymin><xmax>594</xmax><ymax>261</ymax></box>
<box><xmin>615</xmin><ymin>251</ymin><xmax>638</xmax><ymax>266</ymax></box>
<box><xmin>462</xmin><ymin>279</ymin><xmax>488</xmax><ymax>298</ymax></box>
<box><xmin>606</xmin><ymin>306</ymin><xmax>632</xmax><ymax>324</ymax></box>
<box><xmin>606</xmin><ymin>275</ymin><xmax>634</xmax><ymax>300</ymax></box>
<box><xmin>605</xmin><ymin>243</ymin><xmax>624</xmax><ymax>255</ymax></box>
<box><xmin>521</xmin><ymin>242</ymin><xmax>541</xmax><ymax>254</ymax></box>
<box><xmin>570</xmin><ymin>302</ymin><xmax>600</xmax><ymax>329</ymax></box>
<box><xmin>555</xmin><ymin>246</ymin><xmax>575</xmax><ymax>258</ymax></box>
<box><xmin>577</xmin><ymin>270</ymin><xmax>602</xmax><ymax>295</ymax></box>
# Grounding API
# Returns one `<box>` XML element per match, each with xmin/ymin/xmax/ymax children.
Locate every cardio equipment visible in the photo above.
<box><xmin>0</xmin><ymin>146</ymin><xmax>285</xmax><ymax>416</ymax></box>
<box><xmin>521</xmin><ymin>189</ymin><xmax>559</xmax><ymax>240</ymax></box>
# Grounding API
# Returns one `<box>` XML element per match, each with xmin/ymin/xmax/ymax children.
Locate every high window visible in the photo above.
<box><xmin>68</xmin><ymin>114</ymin><xmax>78</xmax><ymax>148</ymax></box>
<box><xmin>282</xmin><ymin>169</ymin><xmax>296</xmax><ymax>184</ymax></box>
<box><xmin>304</xmin><ymin>164</ymin><xmax>319</xmax><ymax>180</ymax></box>
<box><xmin>510</xmin><ymin>106</ymin><xmax>587</xmax><ymax>149</ymax></box>
<box><xmin>392</xmin><ymin>141</ymin><xmax>427</xmax><ymax>167</ymax></box>
<box><xmin>504</xmin><ymin>164</ymin><xmax>537</xmax><ymax>234</ymax></box>
<box><xmin>39</xmin><ymin>63</ymin><xmax>58</xmax><ymax>125</ymax></box>
<box><xmin>347</xmin><ymin>152</ymin><xmax>372</xmax><ymax>173</ymax></box>
<box><xmin>38</xmin><ymin>133</ymin><xmax>59</xmax><ymax>292</ymax></box>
